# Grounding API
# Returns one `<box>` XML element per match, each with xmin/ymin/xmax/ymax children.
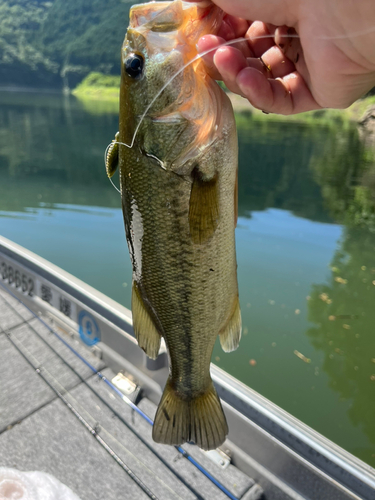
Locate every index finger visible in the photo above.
<box><xmin>218</xmin><ymin>14</ymin><xmax>250</xmax><ymax>40</ymax></box>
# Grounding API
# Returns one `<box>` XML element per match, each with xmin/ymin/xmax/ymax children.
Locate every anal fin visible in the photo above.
<box><xmin>132</xmin><ymin>281</ymin><xmax>161</xmax><ymax>359</ymax></box>
<box><xmin>219</xmin><ymin>295</ymin><xmax>242</xmax><ymax>352</ymax></box>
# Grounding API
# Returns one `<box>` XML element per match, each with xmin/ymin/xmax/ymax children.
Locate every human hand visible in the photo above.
<box><xmin>187</xmin><ymin>0</ymin><xmax>375</xmax><ymax>114</ymax></box>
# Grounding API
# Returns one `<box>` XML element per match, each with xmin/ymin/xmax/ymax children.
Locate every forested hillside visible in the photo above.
<box><xmin>0</xmin><ymin>0</ymin><xmax>132</xmax><ymax>89</ymax></box>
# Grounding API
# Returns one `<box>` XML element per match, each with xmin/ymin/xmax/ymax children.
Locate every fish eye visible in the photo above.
<box><xmin>125</xmin><ymin>53</ymin><xmax>144</xmax><ymax>79</ymax></box>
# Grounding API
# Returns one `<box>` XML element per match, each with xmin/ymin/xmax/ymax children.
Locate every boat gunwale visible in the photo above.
<box><xmin>0</xmin><ymin>234</ymin><xmax>374</xmax><ymax>500</ymax></box>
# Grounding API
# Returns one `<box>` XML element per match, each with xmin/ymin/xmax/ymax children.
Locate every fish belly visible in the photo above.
<box><xmin>120</xmin><ymin>98</ymin><xmax>240</xmax><ymax>449</ymax></box>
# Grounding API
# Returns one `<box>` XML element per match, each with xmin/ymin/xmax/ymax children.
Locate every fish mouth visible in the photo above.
<box><xmin>129</xmin><ymin>1</ymin><xmax>223</xmax><ymax>38</ymax></box>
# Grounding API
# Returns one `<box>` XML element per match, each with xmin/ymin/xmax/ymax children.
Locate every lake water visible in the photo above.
<box><xmin>0</xmin><ymin>90</ymin><xmax>374</xmax><ymax>467</ymax></box>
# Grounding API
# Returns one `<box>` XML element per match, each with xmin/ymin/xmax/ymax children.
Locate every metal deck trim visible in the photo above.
<box><xmin>1</xmin><ymin>234</ymin><xmax>374</xmax><ymax>500</ymax></box>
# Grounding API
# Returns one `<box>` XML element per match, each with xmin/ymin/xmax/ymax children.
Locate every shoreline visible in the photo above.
<box><xmin>0</xmin><ymin>85</ymin><xmax>62</xmax><ymax>94</ymax></box>
<box><xmin>227</xmin><ymin>92</ymin><xmax>375</xmax><ymax>125</ymax></box>
<box><xmin>1</xmin><ymin>85</ymin><xmax>374</xmax><ymax>124</ymax></box>
<box><xmin>71</xmin><ymin>82</ymin><xmax>375</xmax><ymax>124</ymax></box>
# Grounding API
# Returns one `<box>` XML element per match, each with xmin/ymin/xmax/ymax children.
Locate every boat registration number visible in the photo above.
<box><xmin>1</xmin><ymin>261</ymin><xmax>35</xmax><ymax>297</ymax></box>
<box><xmin>0</xmin><ymin>256</ymin><xmax>76</xmax><ymax>323</ymax></box>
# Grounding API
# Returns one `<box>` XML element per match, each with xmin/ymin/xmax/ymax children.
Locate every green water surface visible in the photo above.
<box><xmin>0</xmin><ymin>91</ymin><xmax>374</xmax><ymax>467</ymax></box>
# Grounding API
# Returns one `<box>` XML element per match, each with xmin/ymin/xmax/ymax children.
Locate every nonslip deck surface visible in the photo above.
<box><xmin>0</xmin><ymin>286</ymin><xmax>261</xmax><ymax>500</ymax></box>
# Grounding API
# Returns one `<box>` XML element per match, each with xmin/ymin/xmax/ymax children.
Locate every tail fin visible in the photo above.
<box><xmin>152</xmin><ymin>378</ymin><xmax>228</xmax><ymax>450</ymax></box>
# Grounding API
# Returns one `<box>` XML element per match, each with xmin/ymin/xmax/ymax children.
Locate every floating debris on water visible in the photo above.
<box><xmin>295</xmin><ymin>309</ymin><xmax>300</xmax><ymax>315</ymax></box>
<box><xmin>371</xmin><ymin>375</ymin><xmax>375</xmax><ymax>381</ymax></box>
<box><xmin>331</xmin><ymin>266</ymin><xmax>340</xmax><ymax>273</ymax></box>
<box><xmin>355</xmin><ymin>333</ymin><xmax>360</xmax><ymax>338</ymax></box>
<box><xmin>329</xmin><ymin>340</ymin><xmax>334</xmax><ymax>345</ymax></box>
<box><xmin>271</xmin><ymin>342</ymin><xmax>277</xmax><ymax>347</ymax></box>
<box><xmin>328</xmin><ymin>315</ymin><xmax>336</xmax><ymax>321</ymax></box>
<box><xmin>354</xmin><ymin>366</ymin><xmax>359</xmax><ymax>371</ymax></box>
<box><xmin>249</xmin><ymin>359</ymin><xmax>257</xmax><ymax>366</ymax></box>
<box><xmin>215</xmin><ymin>356</ymin><xmax>220</xmax><ymax>362</ymax></box>
<box><xmin>334</xmin><ymin>277</ymin><xmax>348</xmax><ymax>284</ymax></box>
<box><xmin>343</xmin><ymin>324</ymin><xmax>351</xmax><ymax>330</ymax></box>
<box><xmin>246</xmin><ymin>303</ymin><xmax>251</xmax><ymax>308</ymax></box>
<box><xmin>268</xmin><ymin>300</ymin><xmax>275</xmax><ymax>305</ymax></box>
<box><xmin>319</xmin><ymin>293</ymin><xmax>332</xmax><ymax>304</ymax></box>
<box><xmin>372</xmin><ymin>280</ymin><xmax>375</xmax><ymax>286</ymax></box>
<box><xmin>314</xmin><ymin>367</ymin><xmax>319</xmax><ymax>376</ymax></box>
<box><xmin>243</xmin><ymin>327</ymin><xmax>249</xmax><ymax>335</ymax></box>
<box><xmin>293</xmin><ymin>350</ymin><xmax>311</xmax><ymax>363</ymax></box>
<box><xmin>122</xmin><ymin>282</ymin><xmax>128</xmax><ymax>288</ymax></box>
<box><xmin>371</xmin><ymin>359</ymin><xmax>375</xmax><ymax>364</ymax></box>
<box><xmin>361</xmin><ymin>266</ymin><xmax>367</xmax><ymax>271</ymax></box>
<box><xmin>335</xmin><ymin>348</ymin><xmax>344</xmax><ymax>355</ymax></box>
<box><xmin>306</xmin><ymin>295</ymin><xmax>311</xmax><ymax>301</ymax></box>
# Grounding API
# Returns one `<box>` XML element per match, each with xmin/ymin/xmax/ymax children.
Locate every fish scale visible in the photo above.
<box><xmin>107</xmin><ymin>0</ymin><xmax>241</xmax><ymax>450</ymax></box>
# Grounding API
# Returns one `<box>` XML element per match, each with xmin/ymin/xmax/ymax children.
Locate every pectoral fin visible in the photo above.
<box><xmin>189</xmin><ymin>168</ymin><xmax>219</xmax><ymax>245</ymax></box>
<box><xmin>219</xmin><ymin>295</ymin><xmax>242</xmax><ymax>352</ymax></box>
<box><xmin>132</xmin><ymin>281</ymin><xmax>161</xmax><ymax>359</ymax></box>
<box><xmin>106</xmin><ymin>132</ymin><xmax>119</xmax><ymax>178</ymax></box>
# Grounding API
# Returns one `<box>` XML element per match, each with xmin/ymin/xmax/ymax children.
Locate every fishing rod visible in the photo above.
<box><xmin>0</xmin><ymin>286</ymin><xmax>201</xmax><ymax>500</ymax></box>
<box><xmin>5</xmin><ymin>330</ymin><xmax>160</xmax><ymax>500</ymax></box>
<box><xmin>0</xmin><ymin>283</ymin><xmax>241</xmax><ymax>500</ymax></box>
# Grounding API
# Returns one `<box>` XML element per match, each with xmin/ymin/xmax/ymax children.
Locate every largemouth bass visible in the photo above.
<box><xmin>106</xmin><ymin>0</ymin><xmax>241</xmax><ymax>450</ymax></box>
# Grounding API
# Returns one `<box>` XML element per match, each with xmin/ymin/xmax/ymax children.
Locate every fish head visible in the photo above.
<box><xmin>120</xmin><ymin>1</ymin><xmax>225</xmax><ymax>172</ymax></box>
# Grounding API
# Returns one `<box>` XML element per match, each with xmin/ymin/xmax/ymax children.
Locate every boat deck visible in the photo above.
<box><xmin>0</xmin><ymin>284</ymin><xmax>262</xmax><ymax>500</ymax></box>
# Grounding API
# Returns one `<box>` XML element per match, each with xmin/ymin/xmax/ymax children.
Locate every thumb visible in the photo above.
<box><xmin>185</xmin><ymin>0</ymin><xmax>297</xmax><ymax>27</ymax></box>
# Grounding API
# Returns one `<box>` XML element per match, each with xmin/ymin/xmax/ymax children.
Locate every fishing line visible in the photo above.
<box><xmin>109</xmin><ymin>35</ymin><xmax>282</xmax><ymax>151</ymax></box>
<box><xmin>104</xmin><ymin>33</ymin><xmax>303</xmax><ymax>195</ymax></box>
<box><xmin>0</xmin><ymin>285</ymin><xmax>237</xmax><ymax>500</ymax></box>
<box><xmin>2</xmin><ymin>310</ymin><xmax>186</xmax><ymax>500</ymax></box>
<box><xmin>104</xmin><ymin>19</ymin><xmax>375</xmax><ymax>193</ymax></box>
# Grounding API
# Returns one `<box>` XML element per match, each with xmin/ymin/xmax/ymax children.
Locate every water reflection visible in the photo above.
<box><xmin>1</xmin><ymin>91</ymin><xmax>375</xmax><ymax>466</ymax></box>
<box><xmin>236</xmin><ymin>113</ymin><xmax>332</xmax><ymax>222</ymax></box>
<box><xmin>0</xmin><ymin>92</ymin><xmax>118</xmax><ymax>211</ymax></box>
<box><xmin>311</xmin><ymin>122</ymin><xmax>375</xmax><ymax>231</ymax></box>
<box><xmin>307</xmin><ymin>228</ymin><xmax>375</xmax><ymax>465</ymax></box>
<box><xmin>307</xmin><ymin>130</ymin><xmax>375</xmax><ymax>466</ymax></box>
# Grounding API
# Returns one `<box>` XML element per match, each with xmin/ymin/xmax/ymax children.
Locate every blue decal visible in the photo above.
<box><xmin>78</xmin><ymin>310</ymin><xmax>100</xmax><ymax>346</ymax></box>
